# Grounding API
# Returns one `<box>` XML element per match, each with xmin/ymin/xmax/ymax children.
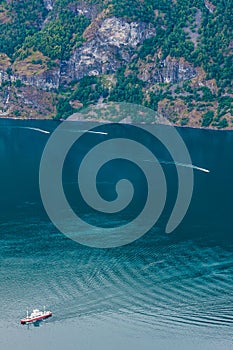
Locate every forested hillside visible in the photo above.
<box><xmin>0</xmin><ymin>0</ymin><xmax>232</xmax><ymax>128</ymax></box>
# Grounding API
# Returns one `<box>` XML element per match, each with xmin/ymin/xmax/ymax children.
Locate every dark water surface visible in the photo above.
<box><xmin>0</xmin><ymin>119</ymin><xmax>233</xmax><ymax>350</ymax></box>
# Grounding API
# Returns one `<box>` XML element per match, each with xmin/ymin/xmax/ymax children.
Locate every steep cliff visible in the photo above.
<box><xmin>0</xmin><ymin>0</ymin><xmax>232</xmax><ymax>128</ymax></box>
<box><xmin>138</xmin><ymin>56</ymin><xmax>196</xmax><ymax>84</ymax></box>
<box><xmin>61</xmin><ymin>17</ymin><xmax>155</xmax><ymax>84</ymax></box>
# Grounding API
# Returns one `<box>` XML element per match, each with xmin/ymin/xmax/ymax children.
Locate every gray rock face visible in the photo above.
<box><xmin>67</xmin><ymin>1</ymin><xmax>100</xmax><ymax>19</ymax></box>
<box><xmin>97</xmin><ymin>17</ymin><xmax>153</xmax><ymax>48</ymax></box>
<box><xmin>15</xmin><ymin>68</ymin><xmax>60</xmax><ymax>90</ymax></box>
<box><xmin>0</xmin><ymin>67</ymin><xmax>60</xmax><ymax>90</ymax></box>
<box><xmin>0</xmin><ymin>16</ymin><xmax>195</xmax><ymax>93</ymax></box>
<box><xmin>0</xmin><ymin>70</ymin><xmax>9</xmax><ymax>86</ymax></box>
<box><xmin>204</xmin><ymin>0</ymin><xmax>216</xmax><ymax>13</ymax></box>
<box><xmin>43</xmin><ymin>0</ymin><xmax>55</xmax><ymax>10</ymax></box>
<box><xmin>138</xmin><ymin>57</ymin><xmax>196</xmax><ymax>84</ymax></box>
<box><xmin>60</xmin><ymin>17</ymin><xmax>155</xmax><ymax>84</ymax></box>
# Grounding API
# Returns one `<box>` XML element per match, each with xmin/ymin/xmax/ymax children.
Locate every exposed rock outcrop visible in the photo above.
<box><xmin>0</xmin><ymin>85</ymin><xmax>56</xmax><ymax>118</ymax></box>
<box><xmin>204</xmin><ymin>0</ymin><xmax>216</xmax><ymax>13</ymax></box>
<box><xmin>13</xmin><ymin>68</ymin><xmax>60</xmax><ymax>90</ymax></box>
<box><xmin>190</xmin><ymin>67</ymin><xmax>218</xmax><ymax>94</ymax></box>
<box><xmin>0</xmin><ymin>66</ymin><xmax>60</xmax><ymax>91</ymax></box>
<box><xmin>43</xmin><ymin>0</ymin><xmax>55</xmax><ymax>10</ymax></box>
<box><xmin>0</xmin><ymin>52</ymin><xmax>60</xmax><ymax>90</ymax></box>
<box><xmin>0</xmin><ymin>17</ymin><xmax>196</xmax><ymax>90</ymax></box>
<box><xmin>60</xmin><ymin>17</ymin><xmax>155</xmax><ymax>84</ymax></box>
<box><xmin>138</xmin><ymin>56</ymin><xmax>196</xmax><ymax>84</ymax></box>
<box><xmin>183</xmin><ymin>9</ymin><xmax>201</xmax><ymax>49</ymax></box>
<box><xmin>0</xmin><ymin>70</ymin><xmax>9</xmax><ymax>86</ymax></box>
<box><xmin>67</xmin><ymin>1</ymin><xmax>101</xmax><ymax>19</ymax></box>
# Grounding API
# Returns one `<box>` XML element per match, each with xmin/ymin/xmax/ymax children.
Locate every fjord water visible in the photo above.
<box><xmin>0</xmin><ymin>119</ymin><xmax>233</xmax><ymax>350</ymax></box>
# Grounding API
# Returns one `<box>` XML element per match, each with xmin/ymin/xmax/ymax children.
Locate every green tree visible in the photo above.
<box><xmin>201</xmin><ymin>111</ymin><xmax>214</xmax><ymax>127</ymax></box>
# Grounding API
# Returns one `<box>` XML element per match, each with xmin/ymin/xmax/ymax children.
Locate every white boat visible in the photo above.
<box><xmin>20</xmin><ymin>307</ymin><xmax>52</xmax><ymax>324</ymax></box>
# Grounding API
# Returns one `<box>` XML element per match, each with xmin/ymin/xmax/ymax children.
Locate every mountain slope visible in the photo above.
<box><xmin>0</xmin><ymin>0</ymin><xmax>232</xmax><ymax>128</ymax></box>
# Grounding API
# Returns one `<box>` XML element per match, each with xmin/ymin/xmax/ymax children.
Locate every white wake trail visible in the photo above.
<box><xmin>85</xmin><ymin>130</ymin><xmax>108</xmax><ymax>135</ymax></box>
<box><xmin>0</xmin><ymin>126</ymin><xmax>50</xmax><ymax>134</ymax></box>
<box><xmin>170</xmin><ymin>161</ymin><xmax>210</xmax><ymax>173</ymax></box>
<box><xmin>143</xmin><ymin>159</ymin><xmax>210</xmax><ymax>173</ymax></box>
<box><xmin>67</xmin><ymin>129</ymin><xmax>108</xmax><ymax>135</ymax></box>
<box><xmin>22</xmin><ymin>127</ymin><xmax>50</xmax><ymax>134</ymax></box>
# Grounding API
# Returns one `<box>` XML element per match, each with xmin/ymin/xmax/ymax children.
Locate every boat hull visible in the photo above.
<box><xmin>20</xmin><ymin>312</ymin><xmax>52</xmax><ymax>324</ymax></box>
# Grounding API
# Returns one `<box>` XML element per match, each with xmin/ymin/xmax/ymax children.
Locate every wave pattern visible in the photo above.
<box><xmin>1</xmin><ymin>213</ymin><xmax>233</xmax><ymax>341</ymax></box>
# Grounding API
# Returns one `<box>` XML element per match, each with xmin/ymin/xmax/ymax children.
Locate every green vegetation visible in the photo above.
<box><xmin>217</xmin><ymin>118</ymin><xmax>228</xmax><ymax>128</ymax></box>
<box><xmin>201</xmin><ymin>110</ymin><xmax>214</xmax><ymax>127</ymax></box>
<box><xmin>181</xmin><ymin>117</ymin><xmax>189</xmax><ymax>126</ymax></box>
<box><xmin>0</xmin><ymin>1</ymin><xmax>89</xmax><ymax>60</ymax></box>
<box><xmin>13</xmin><ymin>79</ymin><xmax>23</xmax><ymax>88</ymax></box>
<box><xmin>110</xmin><ymin>0</ymin><xmax>160</xmax><ymax>23</ymax></box>
<box><xmin>55</xmin><ymin>97</ymin><xmax>75</xmax><ymax>120</ymax></box>
<box><xmin>0</xmin><ymin>0</ymin><xmax>47</xmax><ymax>57</ymax></box>
<box><xmin>70</xmin><ymin>76</ymin><xmax>108</xmax><ymax>106</ymax></box>
<box><xmin>13</xmin><ymin>109</ymin><xmax>21</xmax><ymax>117</ymax></box>
<box><xmin>24</xmin><ymin>10</ymin><xmax>90</xmax><ymax>60</ymax></box>
<box><xmin>0</xmin><ymin>0</ymin><xmax>232</xmax><ymax>127</ymax></box>
<box><xmin>144</xmin><ymin>90</ymin><xmax>165</xmax><ymax>112</ymax></box>
<box><xmin>109</xmin><ymin>70</ymin><xmax>144</xmax><ymax>104</ymax></box>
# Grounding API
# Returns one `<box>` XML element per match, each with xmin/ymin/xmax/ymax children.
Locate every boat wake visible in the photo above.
<box><xmin>1</xmin><ymin>211</ymin><xmax>233</xmax><ymax>344</ymax></box>
<box><xmin>0</xmin><ymin>125</ymin><xmax>50</xmax><ymax>134</ymax></box>
<box><xmin>20</xmin><ymin>127</ymin><xmax>50</xmax><ymax>134</ymax></box>
<box><xmin>143</xmin><ymin>159</ymin><xmax>210</xmax><ymax>173</ymax></box>
<box><xmin>66</xmin><ymin>129</ymin><xmax>108</xmax><ymax>135</ymax></box>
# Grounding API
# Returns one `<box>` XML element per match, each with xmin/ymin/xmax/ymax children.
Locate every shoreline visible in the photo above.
<box><xmin>0</xmin><ymin>116</ymin><xmax>233</xmax><ymax>132</ymax></box>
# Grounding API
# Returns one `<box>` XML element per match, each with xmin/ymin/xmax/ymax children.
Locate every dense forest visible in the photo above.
<box><xmin>0</xmin><ymin>0</ymin><xmax>232</xmax><ymax>128</ymax></box>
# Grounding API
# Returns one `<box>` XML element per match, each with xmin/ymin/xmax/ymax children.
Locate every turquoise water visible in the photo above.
<box><xmin>0</xmin><ymin>120</ymin><xmax>233</xmax><ymax>350</ymax></box>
